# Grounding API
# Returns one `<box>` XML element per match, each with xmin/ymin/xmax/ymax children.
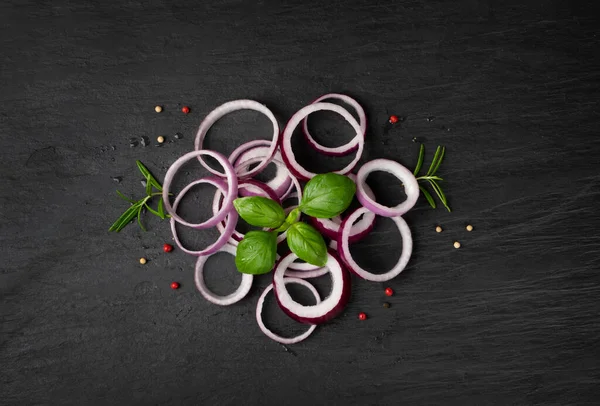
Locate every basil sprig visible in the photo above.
<box><xmin>232</xmin><ymin>172</ymin><xmax>356</xmax><ymax>273</ymax></box>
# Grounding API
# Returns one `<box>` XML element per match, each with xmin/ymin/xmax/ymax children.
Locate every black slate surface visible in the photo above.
<box><xmin>1</xmin><ymin>0</ymin><xmax>600</xmax><ymax>405</ymax></box>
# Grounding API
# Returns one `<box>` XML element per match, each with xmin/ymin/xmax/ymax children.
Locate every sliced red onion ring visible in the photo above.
<box><xmin>237</xmin><ymin>179</ymin><xmax>281</xmax><ymax>204</ymax></box>
<box><xmin>194</xmin><ymin>243</ymin><xmax>253</xmax><ymax>305</ymax></box>
<box><xmin>229</xmin><ymin>139</ymin><xmax>273</xmax><ymax>169</ymax></box>
<box><xmin>280</xmin><ymin>180</ymin><xmax>296</xmax><ymax>202</ymax></box>
<box><xmin>171</xmin><ymin>177</ymin><xmax>238</xmax><ymax>256</ymax></box>
<box><xmin>163</xmin><ymin>150</ymin><xmax>238</xmax><ymax>229</ymax></box>
<box><xmin>309</xmin><ymin>174</ymin><xmax>376</xmax><ymax>243</ymax></box>
<box><xmin>280</xmin><ymin>102</ymin><xmax>365</xmax><ymax>180</ymax></box>
<box><xmin>256</xmin><ymin>278</ymin><xmax>320</xmax><ymax>344</ymax></box>
<box><xmin>302</xmin><ymin>94</ymin><xmax>366</xmax><ymax>156</ymax></box>
<box><xmin>355</xmin><ymin>159</ymin><xmax>419</xmax><ymax>217</ymax></box>
<box><xmin>284</xmin><ymin>264</ymin><xmax>329</xmax><ymax>279</ymax></box>
<box><xmin>230</xmin><ymin>140</ymin><xmax>292</xmax><ymax>198</ymax></box>
<box><xmin>274</xmin><ymin>250</ymin><xmax>351</xmax><ymax>324</ymax></box>
<box><xmin>194</xmin><ymin>100</ymin><xmax>279</xmax><ymax>178</ymax></box>
<box><xmin>337</xmin><ymin>207</ymin><xmax>412</xmax><ymax>282</ymax></box>
<box><xmin>236</xmin><ymin>157</ymin><xmax>289</xmax><ymax>200</ymax></box>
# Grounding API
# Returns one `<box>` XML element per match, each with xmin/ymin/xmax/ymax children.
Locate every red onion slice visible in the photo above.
<box><xmin>274</xmin><ymin>250</ymin><xmax>351</xmax><ymax>324</ymax></box>
<box><xmin>163</xmin><ymin>150</ymin><xmax>238</xmax><ymax>229</ymax></box>
<box><xmin>228</xmin><ymin>139</ymin><xmax>273</xmax><ymax>169</ymax></box>
<box><xmin>355</xmin><ymin>159</ymin><xmax>419</xmax><ymax>217</ymax></box>
<box><xmin>284</xmin><ymin>265</ymin><xmax>329</xmax><ymax>279</ymax></box>
<box><xmin>337</xmin><ymin>207</ymin><xmax>413</xmax><ymax>282</ymax></box>
<box><xmin>171</xmin><ymin>178</ymin><xmax>238</xmax><ymax>256</ymax></box>
<box><xmin>256</xmin><ymin>278</ymin><xmax>320</xmax><ymax>344</ymax></box>
<box><xmin>236</xmin><ymin>156</ymin><xmax>291</xmax><ymax>200</ymax></box>
<box><xmin>280</xmin><ymin>102</ymin><xmax>365</xmax><ymax>180</ymax></box>
<box><xmin>237</xmin><ymin>179</ymin><xmax>281</xmax><ymax>204</ymax></box>
<box><xmin>194</xmin><ymin>243</ymin><xmax>253</xmax><ymax>305</ymax></box>
<box><xmin>309</xmin><ymin>174</ymin><xmax>376</xmax><ymax>243</ymax></box>
<box><xmin>302</xmin><ymin>94</ymin><xmax>366</xmax><ymax>156</ymax></box>
<box><xmin>230</xmin><ymin>140</ymin><xmax>292</xmax><ymax>198</ymax></box>
<box><xmin>194</xmin><ymin>100</ymin><xmax>279</xmax><ymax>178</ymax></box>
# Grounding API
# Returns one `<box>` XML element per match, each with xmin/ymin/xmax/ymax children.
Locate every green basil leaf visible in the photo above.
<box><xmin>235</xmin><ymin>231</ymin><xmax>277</xmax><ymax>275</ymax></box>
<box><xmin>233</xmin><ymin>197</ymin><xmax>285</xmax><ymax>228</ymax></box>
<box><xmin>300</xmin><ymin>173</ymin><xmax>356</xmax><ymax>218</ymax></box>
<box><xmin>274</xmin><ymin>207</ymin><xmax>301</xmax><ymax>232</ymax></box>
<box><xmin>286</xmin><ymin>222</ymin><xmax>327</xmax><ymax>266</ymax></box>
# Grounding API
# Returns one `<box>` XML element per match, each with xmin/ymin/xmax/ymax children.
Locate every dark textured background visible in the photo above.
<box><xmin>1</xmin><ymin>0</ymin><xmax>600</xmax><ymax>405</ymax></box>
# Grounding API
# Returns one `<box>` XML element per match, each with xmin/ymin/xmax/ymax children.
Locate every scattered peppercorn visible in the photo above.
<box><xmin>163</xmin><ymin>243</ymin><xmax>173</xmax><ymax>253</ymax></box>
<box><xmin>157</xmin><ymin>136</ymin><xmax>165</xmax><ymax>144</ymax></box>
<box><xmin>170</xmin><ymin>282</ymin><xmax>180</xmax><ymax>290</ymax></box>
<box><xmin>383</xmin><ymin>302</ymin><xmax>391</xmax><ymax>309</ymax></box>
<box><xmin>466</xmin><ymin>224</ymin><xmax>473</xmax><ymax>232</ymax></box>
<box><xmin>139</xmin><ymin>257</ymin><xmax>147</xmax><ymax>265</ymax></box>
<box><xmin>389</xmin><ymin>115</ymin><xmax>399</xmax><ymax>124</ymax></box>
<box><xmin>358</xmin><ymin>312</ymin><xmax>367</xmax><ymax>321</ymax></box>
<box><xmin>385</xmin><ymin>287</ymin><xmax>394</xmax><ymax>297</ymax></box>
<box><xmin>155</xmin><ymin>105</ymin><xmax>162</xmax><ymax>113</ymax></box>
<box><xmin>181</xmin><ymin>106</ymin><xmax>190</xmax><ymax>114</ymax></box>
<box><xmin>454</xmin><ymin>241</ymin><xmax>461</xmax><ymax>249</ymax></box>
<box><xmin>435</xmin><ymin>226</ymin><xmax>443</xmax><ymax>233</ymax></box>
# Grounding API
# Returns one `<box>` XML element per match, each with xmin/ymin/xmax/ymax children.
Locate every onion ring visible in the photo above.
<box><xmin>337</xmin><ymin>207</ymin><xmax>412</xmax><ymax>282</ymax></box>
<box><xmin>163</xmin><ymin>150</ymin><xmax>238</xmax><ymax>229</ymax></box>
<box><xmin>274</xmin><ymin>250</ymin><xmax>351</xmax><ymax>324</ymax></box>
<box><xmin>280</xmin><ymin>102</ymin><xmax>364</xmax><ymax>180</ymax></box>
<box><xmin>237</xmin><ymin>179</ymin><xmax>280</xmax><ymax>204</ymax></box>
<box><xmin>230</xmin><ymin>140</ymin><xmax>292</xmax><ymax>198</ymax></box>
<box><xmin>355</xmin><ymin>159</ymin><xmax>419</xmax><ymax>217</ymax></box>
<box><xmin>256</xmin><ymin>278</ymin><xmax>320</xmax><ymax>344</ymax></box>
<box><xmin>302</xmin><ymin>93</ymin><xmax>366</xmax><ymax>156</ymax></box>
<box><xmin>170</xmin><ymin>177</ymin><xmax>237</xmax><ymax>256</ymax></box>
<box><xmin>194</xmin><ymin>100</ymin><xmax>279</xmax><ymax>178</ymax></box>
<box><xmin>194</xmin><ymin>243</ymin><xmax>253</xmax><ymax>305</ymax></box>
<box><xmin>284</xmin><ymin>264</ymin><xmax>329</xmax><ymax>279</ymax></box>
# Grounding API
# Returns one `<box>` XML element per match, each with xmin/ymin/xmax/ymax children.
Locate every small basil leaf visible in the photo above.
<box><xmin>233</xmin><ymin>197</ymin><xmax>286</xmax><ymax>228</ymax></box>
<box><xmin>286</xmin><ymin>222</ymin><xmax>327</xmax><ymax>266</ymax></box>
<box><xmin>300</xmin><ymin>173</ymin><xmax>356</xmax><ymax>218</ymax></box>
<box><xmin>274</xmin><ymin>207</ymin><xmax>301</xmax><ymax>232</ymax></box>
<box><xmin>235</xmin><ymin>231</ymin><xmax>277</xmax><ymax>275</ymax></box>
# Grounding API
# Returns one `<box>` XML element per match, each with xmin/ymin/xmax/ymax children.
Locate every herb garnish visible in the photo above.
<box><xmin>414</xmin><ymin>144</ymin><xmax>451</xmax><ymax>212</ymax></box>
<box><xmin>233</xmin><ymin>173</ymin><xmax>354</xmax><ymax>274</ymax></box>
<box><xmin>108</xmin><ymin>160</ymin><xmax>170</xmax><ymax>232</ymax></box>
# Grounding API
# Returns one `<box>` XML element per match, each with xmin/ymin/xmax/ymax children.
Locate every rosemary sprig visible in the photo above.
<box><xmin>108</xmin><ymin>160</ymin><xmax>170</xmax><ymax>232</ymax></box>
<box><xmin>414</xmin><ymin>145</ymin><xmax>451</xmax><ymax>212</ymax></box>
